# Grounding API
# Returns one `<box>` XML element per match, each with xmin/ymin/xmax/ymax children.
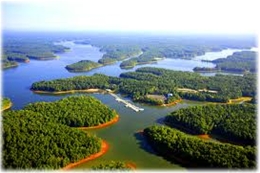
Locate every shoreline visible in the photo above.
<box><xmin>77</xmin><ymin>115</ymin><xmax>119</xmax><ymax>130</ymax></box>
<box><xmin>1</xmin><ymin>103</ymin><xmax>12</xmax><ymax>112</ymax></box>
<box><xmin>61</xmin><ymin>140</ymin><xmax>109</xmax><ymax>170</ymax></box>
<box><xmin>32</xmin><ymin>88</ymin><xmax>103</xmax><ymax>95</ymax></box>
<box><xmin>197</xmin><ymin>134</ymin><xmax>211</xmax><ymax>140</ymax></box>
<box><xmin>126</xmin><ymin>162</ymin><xmax>137</xmax><ymax>170</ymax></box>
<box><xmin>161</xmin><ymin>99</ymin><xmax>182</xmax><ymax>107</ymax></box>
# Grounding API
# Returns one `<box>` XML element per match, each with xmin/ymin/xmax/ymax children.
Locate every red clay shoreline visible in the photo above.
<box><xmin>1</xmin><ymin>103</ymin><xmax>12</xmax><ymax>112</ymax></box>
<box><xmin>77</xmin><ymin>115</ymin><xmax>119</xmax><ymax>130</ymax></box>
<box><xmin>32</xmin><ymin>88</ymin><xmax>103</xmax><ymax>95</ymax></box>
<box><xmin>61</xmin><ymin>140</ymin><xmax>109</xmax><ymax>170</ymax></box>
<box><xmin>161</xmin><ymin>99</ymin><xmax>182</xmax><ymax>107</ymax></box>
<box><xmin>197</xmin><ymin>134</ymin><xmax>211</xmax><ymax>140</ymax></box>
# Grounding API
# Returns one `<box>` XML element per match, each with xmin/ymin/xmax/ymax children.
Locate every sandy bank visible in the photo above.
<box><xmin>61</xmin><ymin>140</ymin><xmax>109</xmax><ymax>170</ymax></box>
<box><xmin>197</xmin><ymin>134</ymin><xmax>211</xmax><ymax>140</ymax></box>
<box><xmin>1</xmin><ymin>103</ymin><xmax>12</xmax><ymax>112</ymax></box>
<box><xmin>32</xmin><ymin>88</ymin><xmax>102</xmax><ymax>95</ymax></box>
<box><xmin>162</xmin><ymin>99</ymin><xmax>182</xmax><ymax>107</ymax></box>
<box><xmin>77</xmin><ymin>115</ymin><xmax>119</xmax><ymax>130</ymax></box>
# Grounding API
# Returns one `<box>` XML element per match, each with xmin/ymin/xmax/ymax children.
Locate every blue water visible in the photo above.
<box><xmin>3</xmin><ymin>41</ymin><xmax>250</xmax><ymax>109</ymax></box>
<box><xmin>2</xmin><ymin>40</ymin><xmax>254</xmax><ymax>169</ymax></box>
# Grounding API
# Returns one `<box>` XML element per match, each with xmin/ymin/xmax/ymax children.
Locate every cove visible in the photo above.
<box><xmin>2</xmin><ymin>40</ymin><xmax>252</xmax><ymax>169</ymax></box>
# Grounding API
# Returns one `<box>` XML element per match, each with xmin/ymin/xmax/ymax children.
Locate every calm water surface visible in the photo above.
<box><xmin>2</xmin><ymin>41</ymin><xmax>250</xmax><ymax>169</ymax></box>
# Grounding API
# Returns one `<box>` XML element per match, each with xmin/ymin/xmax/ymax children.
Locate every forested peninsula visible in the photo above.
<box><xmin>3</xmin><ymin>110</ymin><xmax>102</xmax><ymax>169</ymax></box>
<box><xmin>193</xmin><ymin>51</ymin><xmax>257</xmax><ymax>73</ymax></box>
<box><xmin>1</xmin><ymin>97</ymin><xmax>12</xmax><ymax>111</ymax></box>
<box><xmin>74</xmin><ymin>35</ymin><xmax>255</xmax><ymax>69</ymax></box>
<box><xmin>31</xmin><ymin>67</ymin><xmax>256</xmax><ymax>105</ymax></box>
<box><xmin>143</xmin><ymin>125</ymin><xmax>256</xmax><ymax>169</ymax></box>
<box><xmin>165</xmin><ymin>104</ymin><xmax>256</xmax><ymax>145</ymax></box>
<box><xmin>24</xmin><ymin>96</ymin><xmax>117</xmax><ymax>127</ymax></box>
<box><xmin>3</xmin><ymin>96</ymin><xmax>118</xmax><ymax>169</ymax></box>
<box><xmin>2</xmin><ymin>36</ymin><xmax>69</xmax><ymax>69</ymax></box>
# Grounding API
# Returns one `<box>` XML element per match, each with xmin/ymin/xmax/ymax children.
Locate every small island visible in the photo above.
<box><xmin>65</xmin><ymin>60</ymin><xmax>103</xmax><ymax>72</ymax></box>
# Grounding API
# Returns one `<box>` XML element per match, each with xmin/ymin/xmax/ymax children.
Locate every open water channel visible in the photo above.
<box><xmin>3</xmin><ymin>41</ymin><xmax>254</xmax><ymax>169</ymax></box>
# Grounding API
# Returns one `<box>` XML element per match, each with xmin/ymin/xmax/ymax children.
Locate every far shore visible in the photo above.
<box><xmin>77</xmin><ymin>115</ymin><xmax>119</xmax><ymax>130</ymax></box>
<box><xmin>32</xmin><ymin>88</ymin><xmax>103</xmax><ymax>95</ymax></box>
<box><xmin>61</xmin><ymin>140</ymin><xmax>109</xmax><ymax>170</ymax></box>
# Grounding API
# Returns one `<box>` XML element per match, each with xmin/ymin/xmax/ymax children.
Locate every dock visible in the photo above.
<box><xmin>109</xmin><ymin>93</ymin><xmax>144</xmax><ymax>112</ymax></box>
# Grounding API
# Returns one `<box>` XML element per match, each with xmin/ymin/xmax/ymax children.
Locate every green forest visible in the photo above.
<box><xmin>79</xmin><ymin>34</ymin><xmax>255</xmax><ymax>69</ymax></box>
<box><xmin>24</xmin><ymin>96</ymin><xmax>117</xmax><ymax>127</ymax></box>
<box><xmin>1</xmin><ymin>97</ymin><xmax>12</xmax><ymax>111</ymax></box>
<box><xmin>143</xmin><ymin>125</ymin><xmax>256</xmax><ymax>168</ymax></box>
<box><xmin>3</xmin><ymin>110</ymin><xmax>102</xmax><ymax>169</ymax></box>
<box><xmin>194</xmin><ymin>51</ymin><xmax>257</xmax><ymax>73</ymax></box>
<box><xmin>98</xmin><ymin>45</ymin><xmax>142</xmax><ymax>65</ymax></box>
<box><xmin>65</xmin><ymin>60</ymin><xmax>102</xmax><ymax>72</ymax></box>
<box><xmin>91</xmin><ymin>161</ymin><xmax>131</xmax><ymax>170</ymax></box>
<box><xmin>165</xmin><ymin>104</ymin><xmax>256</xmax><ymax>145</ymax></box>
<box><xmin>2</xmin><ymin>35</ymin><xmax>69</xmax><ymax>69</ymax></box>
<box><xmin>31</xmin><ymin>67</ymin><xmax>256</xmax><ymax>104</ymax></box>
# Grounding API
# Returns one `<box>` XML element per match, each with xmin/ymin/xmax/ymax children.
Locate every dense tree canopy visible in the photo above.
<box><xmin>91</xmin><ymin>161</ymin><xmax>131</xmax><ymax>170</ymax></box>
<box><xmin>65</xmin><ymin>60</ymin><xmax>102</xmax><ymax>72</ymax></box>
<box><xmin>143</xmin><ymin>125</ymin><xmax>256</xmax><ymax>169</ymax></box>
<box><xmin>85</xmin><ymin>34</ymin><xmax>255</xmax><ymax>69</ymax></box>
<box><xmin>2</xmin><ymin>35</ymin><xmax>69</xmax><ymax>69</ymax></box>
<box><xmin>24</xmin><ymin>96</ymin><xmax>117</xmax><ymax>127</ymax></box>
<box><xmin>31</xmin><ymin>67</ymin><xmax>256</xmax><ymax>104</ymax></box>
<box><xmin>165</xmin><ymin>104</ymin><xmax>256</xmax><ymax>145</ymax></box>
<box><xmin>97</xmin><ymin>45</ymin><xmax>142</xmax><ymax>65</ymax></box>
<box><xmin>1</xmin><ymin>97</ymin><xmax>12</xmax><ymax>111</ymax></box>
<box><xmin>194</xmin><ymin>51</ymin><xmax>257</xmax><ymax>73</ymax></box>
<box><xmin>3</xmin><ymin>110</ymin><xmax>102</xmax><ymax>169</ymax></box>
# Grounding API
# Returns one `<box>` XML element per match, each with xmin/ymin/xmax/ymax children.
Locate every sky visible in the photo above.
<box><xmin>1</xmin><ymin>0</ymin><xmax>259</xmax><ymax>34</ymax></box>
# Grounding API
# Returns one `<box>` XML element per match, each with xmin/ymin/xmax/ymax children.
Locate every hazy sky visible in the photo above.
<box><xmin>2</xmin><ymin>0</ymin><xmax>258</xmax><ymax>34</ymax></box>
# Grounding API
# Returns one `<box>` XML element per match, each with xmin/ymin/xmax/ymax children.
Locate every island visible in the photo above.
<box><xmin>193</xmin><ymin>51</ymin><xmax>257</xmax><ymax>73</ymax></box>
<box><xmin>31</xmin><ymin>67</ymin><xmax>256</xmax><ymax>105</ymax></box>
<box><xmin>65</xmin><ymin>60</ymin><xmax>103</xmax><ymax>72</ymax></box>
<box><xmin>3</xmin><ymin>96</ymin><xmax>119</xmax><ymax>169</ymax></box>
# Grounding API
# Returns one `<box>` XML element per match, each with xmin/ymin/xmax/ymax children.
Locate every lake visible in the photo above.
<box><xmin>2</xmin><ymin>41</ymin><xmax>253</xmax><ymax>169</ymax></box>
